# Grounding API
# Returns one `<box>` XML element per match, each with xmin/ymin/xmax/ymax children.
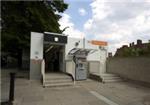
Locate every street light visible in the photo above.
<box><xmin>61</xmin><ymin>26</ymin><xmax>69</xmax><ymax>33</ymax></box>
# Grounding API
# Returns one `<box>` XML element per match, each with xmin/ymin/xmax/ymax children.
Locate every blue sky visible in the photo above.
<box><xmin>59</xmin><ymin>0</ymin><xmax>150</xmax><ymax>54</ymax></box>
<box><xmin>64</xmin><ymin>0</ymin><xmax>92</xmax><ymax>31</ymax></box>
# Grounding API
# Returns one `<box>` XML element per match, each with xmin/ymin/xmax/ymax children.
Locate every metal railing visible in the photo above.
<box><xmin>41</xmin><ymin>59</ymin><xmax>45</xmax><ymax>86</ymax></box>
<box><xmin>65</xmin><ymin>60</ymin><xmax>75</xmax><ymax>84</ymax></box>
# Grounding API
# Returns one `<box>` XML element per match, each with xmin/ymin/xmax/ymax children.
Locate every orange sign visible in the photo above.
<box><xmin>89</xmin><ymin>40</ymin><xmax>108</xmax><ymax>46</ymax></box>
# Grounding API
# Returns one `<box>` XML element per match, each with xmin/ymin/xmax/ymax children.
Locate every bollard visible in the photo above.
<box><xmin>9</xmin><ymin>73</ymin><xmax>16</xmax><ymax>103</ymax></box>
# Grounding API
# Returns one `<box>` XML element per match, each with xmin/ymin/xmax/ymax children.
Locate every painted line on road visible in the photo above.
<box><xmin>90</xmin><ymin>91</ymin><xmax>120</xmax><ymax>105</ymax></box>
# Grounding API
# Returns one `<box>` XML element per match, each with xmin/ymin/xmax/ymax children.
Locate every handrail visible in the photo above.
<box><xmin>41</xmin><ymin>59</ymin><xmax>45</xmax><ymax>86</ymax></box>
<box><xmin>65</xmin><ymin>60</ymin><xmax>75</xmax><ymax>84</ymax></box>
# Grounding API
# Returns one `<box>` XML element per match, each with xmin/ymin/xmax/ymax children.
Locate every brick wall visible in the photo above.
<box><xmin>107</xmin><ymin>57</ymin><xmax>150</xmax><ymax>84</ymax></box>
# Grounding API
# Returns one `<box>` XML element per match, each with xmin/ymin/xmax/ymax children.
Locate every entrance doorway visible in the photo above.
<box><xmin>44</xmin><ymin>44</ymin><xmax>64</xmax><ymax>73</ymax></box>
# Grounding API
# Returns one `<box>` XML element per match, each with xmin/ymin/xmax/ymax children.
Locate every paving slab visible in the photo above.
<box><xmin>1</xmin><ymin>71</ymin><xmax>150</xmax><ymax>105</ymax></box>
<box><xmin>77</xmin><ymin>80</ymin><xmax>150</xmax><ymax>105</ymax></box>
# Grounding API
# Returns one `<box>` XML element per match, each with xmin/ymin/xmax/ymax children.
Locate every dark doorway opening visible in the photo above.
<box><xmin>44</xmin><ymin>44</ymin><xmax>64</xmax><ymax>73</ymax></box>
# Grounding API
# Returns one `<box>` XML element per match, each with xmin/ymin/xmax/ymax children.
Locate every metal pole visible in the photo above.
<box><xmin>83</xmin><ymin>37</ymin><xmax>85</xmax><ymax>49</ymax></box>
<box><xmin>9</xmin><ymin>73</ymin><xmax>16</xmax><ymax>102</ymax></box>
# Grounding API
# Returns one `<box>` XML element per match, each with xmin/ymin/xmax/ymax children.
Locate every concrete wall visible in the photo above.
<box><xmin>107</xmin><ymin>57</ymin><xmax>150</xmax><ymax>84</ymax></box>
<box><xmin>88</xmin><ymin>61</ymin><xmax>100</xmax><ymax>74</ymax></box>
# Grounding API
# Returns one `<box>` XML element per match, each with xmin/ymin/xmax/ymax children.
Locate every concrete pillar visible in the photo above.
<box><xmin>99</xmin><ymin>48</ymin><xmax>107</xmax><ymax>74</ymax></box>
<box><xmin>30</xmin><ymin>32</ymin><xmax>43</xmax><ymax>80</ymax></box>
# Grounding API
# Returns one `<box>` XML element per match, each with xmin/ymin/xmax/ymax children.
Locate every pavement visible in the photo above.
<box><xmin>1</xmin><ymin>71</ymin><xmax>150</xmax><ymax>105</ymax></box>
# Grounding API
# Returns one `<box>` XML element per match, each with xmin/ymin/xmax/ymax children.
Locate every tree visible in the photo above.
<box><xmin>1</xmin><ymin>1</ymin><xmax>68</xmax><ymax>68</ymax></box>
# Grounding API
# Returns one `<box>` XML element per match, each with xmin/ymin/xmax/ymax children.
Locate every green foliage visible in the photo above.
<box><xmin>1</xmin><ymin>1</ymin><xmax>68</xmax><ymax>52</ymax></box>
<box><xmin>115</xmin><ymin>43</ymin><xmax>150</xmax><ymax>57</ymax></box>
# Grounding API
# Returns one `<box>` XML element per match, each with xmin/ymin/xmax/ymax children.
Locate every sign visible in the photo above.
<box><xmin>89</xmin><ymin>40</ymin><xmax>108</xmax><ymax>46</ymax></box>
<box><xmin>44</xmin><ymin>33</ymin><xmax>67</xmax><ymax>44</ymax></box>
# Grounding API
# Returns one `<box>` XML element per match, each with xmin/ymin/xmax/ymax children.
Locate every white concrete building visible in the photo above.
<box><xmin>30</xmin><ymin>32</ymin><xmax>108</xmax><ymax>87</ymax></box>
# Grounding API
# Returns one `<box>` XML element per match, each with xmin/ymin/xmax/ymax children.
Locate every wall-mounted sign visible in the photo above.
<box><xmin>44</xmin><ymin>33</ymin><xmax>67</xmax><ymax>44</ymax></box>
<box><xmin>88</xmin><ymin>40</ymin><xmax>108</xmax><ymax>46</ymax></box>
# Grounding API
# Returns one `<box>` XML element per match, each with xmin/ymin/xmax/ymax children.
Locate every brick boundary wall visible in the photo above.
<box><xmin>107</xmin><ymin>57</ymin><xmax>150</xmax><ymax>85</ymax></box>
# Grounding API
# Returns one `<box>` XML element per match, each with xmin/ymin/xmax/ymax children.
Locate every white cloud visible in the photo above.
<box><xmin>84</xmin><ymin>0</ymin><xmax>150</xmax><ymax>54</ymax></box>
<box><xmin>78</xmin><ymin>8</ymin><xmax>87</xmax><ymax>16</ymax></box>
<box><xmin>59</xmin><ymin>14</ymin><xmax>85</xmax><ymax>38</ymax></box>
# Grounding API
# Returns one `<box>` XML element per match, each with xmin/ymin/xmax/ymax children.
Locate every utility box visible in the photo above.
<box><xmin>75</xmin><ymin>55</ymin><xmax>87</xmax><ymax>80</ymax></box>
<box><xmin>69</xmin><ymin>48</ymin><xmax>91</xmax><ymax>80</ymax></box>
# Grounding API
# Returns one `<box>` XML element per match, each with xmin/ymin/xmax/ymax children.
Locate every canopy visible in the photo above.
<box><xmin>68</xmin><ymin>48</ymin><xmax>97</xmax><ymax>56</ymax></box>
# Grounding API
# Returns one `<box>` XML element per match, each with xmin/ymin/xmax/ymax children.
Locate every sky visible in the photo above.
<box><xmin>59</xmin><ymin>0</ymin><xmax>150</xmax><ymax>54</ymax></box>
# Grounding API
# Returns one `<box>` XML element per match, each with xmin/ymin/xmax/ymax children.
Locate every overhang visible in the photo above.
<box><xmin>68</xmin><ymin>48</ymin><xmax>97</xmax><ymax>56</ymax></box>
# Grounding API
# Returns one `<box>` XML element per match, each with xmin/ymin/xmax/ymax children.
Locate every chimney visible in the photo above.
<box><xmin>129</xmin><ymin>43</ymin><xmax>132</xmax><ymax>47</ymax></box>
<box><xmin>108</xmin><ymin>52</ymin><xmax>112</xmax><ymax>58</ymax></box>
<box><xmin>137</xmin><ymin>39</ymin><xmax>142</xmax><ymax>45</ymax></box>
<box><xmin>122</xmin><ymin>45</ymin><xmax>128</xmax><ymax>49</ymax></box>
<box><xmin>131</xmin><ymin>42</ymin><xmax>134</xmax><ymax>46</ymax></box>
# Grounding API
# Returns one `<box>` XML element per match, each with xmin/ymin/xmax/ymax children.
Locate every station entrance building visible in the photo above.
<box><xmin>30</xmin><ymin>32</ymin><xmax>107</xmax><ymax>87</ymax></box>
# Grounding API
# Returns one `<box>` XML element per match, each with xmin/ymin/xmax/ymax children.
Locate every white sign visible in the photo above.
<box><xmin>54</xmin><ymin>37</ymin><xmax>58</xmax><ymax>42</ymax></box>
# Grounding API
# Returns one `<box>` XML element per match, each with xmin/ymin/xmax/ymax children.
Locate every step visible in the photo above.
<box><xmin>100</xmin><ymin>73</ymin><xmax>119</xmax><ymax>77</ymax></box>
<box><xmin>45</xmin><ymin>76</ymin><xmax>71</xmax><ymax>80</ymax></box>
<box><xmin>103</xmin><ymin>78</ymin><xmax>123</xmax><ymax>83</ymax></box>
<box><xmin>43</xmin><ymin>73</ymin><xmax>73</xmax><ymax>87</ymax></box>
<box><xmin>44</xmin><ymin>82</ymin><xmax>74</xmax><ymax>87</ymax></box>
<box><xmin>45</xmin><ymin>76</ymin><xmax>72</xmax><ymax>80</ymax></box>
<box><xmin>89</xmin><ymin>74</ymin><xmax>102</xmax><ymax>82</ymax></box>
<box><xmin>44</xmin><ymin>79</ymin><xmax>73</xmax><ymax>84</ymax></box>
<box><xmin>45</xmin><ymin>73</ymin><xmax>69</xmax><ymax>76</ymax></box>
<box><xmin>99</xmin><ymin>73</ymin><xmax>123</xmax><ymax>83</ymax></box>
<box><xmin>102</xmin><ymin>76</ymin><xmax>121</xmax><ymax>80</ymax></box>
<box><xmin>45</xmin><ymin>75</ymin><xmax>71</xmax><ymax>80</ymax></box>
